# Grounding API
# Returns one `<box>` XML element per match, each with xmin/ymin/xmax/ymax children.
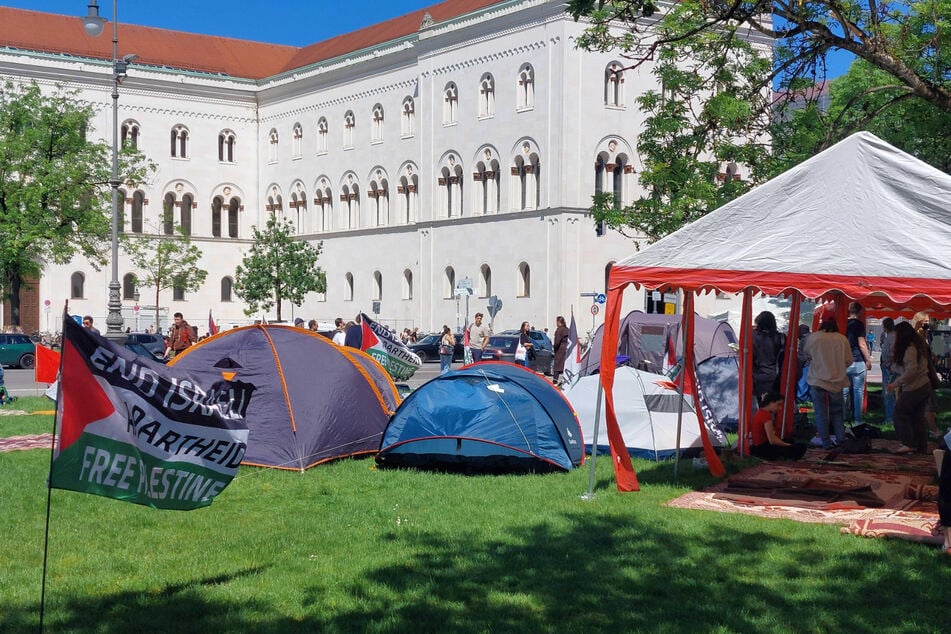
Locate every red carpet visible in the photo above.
<box><xmin>668</xmin><ymin>442</ymin><xmax>943</xmax><ymax>545</ymax></box>
<box><xmin>0</xmin><ymin>433</ymin><xmax>54</xmax><ymax>453</ymax></box>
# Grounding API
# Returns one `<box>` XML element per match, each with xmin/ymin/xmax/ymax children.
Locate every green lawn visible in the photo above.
<box><xmin>1</xmin><ymin>396</ymin><xmax>949</xmax><ymax>633</ymax></box>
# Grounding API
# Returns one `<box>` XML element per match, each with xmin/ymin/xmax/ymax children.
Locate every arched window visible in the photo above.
<box><xmin>131</xmin><ymin>190</ymin><xmax>144</xmax><ymax>233</ymax></box>
<box><xmin>479</xmin><ymin>74</ymin><xmax>495</xmax><ymax>118</ymax></box>
<box><xmin>444</xmin><ymin>266</ymin><xmax>456</xmax><ymax>299</ymax></box>
<box><xmin>373</xmin><ymin>271</ymin><xmax>383</xmax><ymax>301</ymax></box>
<box><xmin>180</xmin><ymin>193</ymin><xmax>193</xmax><ymax>236</ymax></box>
<box><xmin>443</xmin><ymin>83</ymin><xmax>458</xmax><ymax>125</ymax></box>
<box><xmin>479</xmin><ymin>264</ymin><xmax>492</xmax><ymax>298</ymax></box>
<box><xmin>613</xmin><ymin>154</ymin><xmax>628</xmax><ymax>207</ymax></box>
<box><xmin>368</xmin><ymin>176</ymin><xmax>389</xmax><ymax>227</ymax></box>
<box><xmin>121</xmin><ymin>119</ymin><xmax>139</xmax><ymax>149</ymax></box>
<box><xmin>70</xmin><ymin>272</ymin><xmax>85</xmax><ymax>299</ymax></box>
<box><xmin>317</xmin><ymin>117</ymin><xmax>328</xmax><ymax>153</ymax></box>
<box><xmin>401</xmin><ymin>97</ymin><xmax>415</xmax><ymax>137</ymax></box>
<box><xmin>291</xmin><ymin>189</ymin><xmax>307</xmax><ymax>233</ymax></box>
<box><xmin>512</xmin><ymin>146</ymin><xmax>540</xmax><ymax>210</ymax></box>
<box><xmin>212</xmin><ymin>196</ymin><xmax>223</xmax><ymax>237</ymax></box>
<box><xmin>473</xmin><ymin>153</ymin><xmax>500</xmax><ymax>215</ymax></box>
<box><xmin>228</xmin><ymin>197</ymin><xmax>240</xmax><ymax>238</ymax></box>
<box><xmin>517</xmin><ymin>64</ymin><xmax>534</xmax><ymax>110</ymax></box>
<box><xmin>218</xmin><ymin>130</ymin><xmax>236</xmax><ymax>162</ymax></box>
<box><xmin>371</xmin><ymin>105</ymin><xmax>384</xmax><ymax>143</ymax></box>
<box><xmin>163</xmin><ymin>193</ymin><xmax>176</xmax><ymax>235</ymax></box>
<box><xmin>604</xmin><ymin>62</ymin><xmax>625</xmax><ymax>107</ymax></box>
<box><xmin>122</xmin><ymin>273</ymin><xmax>136</xmax><ymax>300</ymax></box>
<box><xmin>344</xmin><ymin>272</ymin><xmax>354</xmax><ymax>301</ymax></box>
<box><xmin>343</xmin><ymin>111</ymin><xmax>355</xmax><ymax>147</ymax></box>
<box><xmin>439</xmin><ymin>156</ymin><xmax>464</xmax><ymax>217</ymax></box>
<box><xmin>402</xmin><ymin>269</ymin><xmax>413</xmax><ymax>300</ymax></box>
<box><xmin>267</xmin><ymin>129</ymin><xmax>279</xmax><ymax>163</ymax></box>
<box><xmin>221</xmin><ymin>276</ymin><xmax>233</xmax><ymax>302</ymax></box>
<box><xmin>517</xmin><ymin>262</ymin><xmax>531</xmax><ymax>297</ymax></box>
<box><xmin>292</xmin><ymin>123</ymin><xmax>303</xmax><ymax>158</ymax></box>
<box><xmin>340</xmin><ymin>181</ymin><xmax>360</xmax><ymax>229</ymax></box>
<box><xmin>170</xmin><ymin>125</ymin><xmax>188</xmax><ymax>158</ymax></box>
<box><xmin>398</xmin><ymin>168</ymin><xmax>418</xmax><ymax>224</ymax></box>
<box><xmin>316</xmin><ymin>181</ymin><xmax>333</xmax><ymax>232</ymax></box>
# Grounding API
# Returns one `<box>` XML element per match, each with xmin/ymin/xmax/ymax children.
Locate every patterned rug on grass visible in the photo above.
<box><xmin>667</xmin><ymin>447</ymin><xmax>943</xmax><ymax>545</ymax></box>
<box><xmin>0</xmin><ymin>433</ymin><xmax>54</xmax><ymax>453</ymax></box>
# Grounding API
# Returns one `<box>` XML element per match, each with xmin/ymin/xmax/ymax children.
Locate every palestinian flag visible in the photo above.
<box><xmin>49</xmin><ymin>315</ymin><xmax>252</xmax><ymax>510</ymax></box>
<box><xmin>359</xmin><ymin>313</ymin><xmax>421</xmax><ymax>381</ymax></box>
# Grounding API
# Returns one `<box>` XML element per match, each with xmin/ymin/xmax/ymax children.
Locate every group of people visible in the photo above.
<box><xmin>83</xmin><ymin>312</ymin><xmax>197</xmax><ymax>359</ymax></box>
<box><xmin>748</xmin><ymin>303</ymin><xmax>942</xmax><ymax>459</ymax></box>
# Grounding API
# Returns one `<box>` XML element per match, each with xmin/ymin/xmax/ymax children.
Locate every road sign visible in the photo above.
<box><xmin>590</xmin><ymin>304</ymin><xmax>599</xmax><ymax>315</ymax></box>
<box><xmin>133</xmin><ymin>304</ymin><xmax>140</xmax><ymax>314</ymax></box>
<box><xmin>487</xmin><ymin>295</ymin><xmax>502</xmax><ymax>318</ymax></box>
<box><xmin>372</xmin><ymin>301</ymin><xmax>381</xmax><ymax>315</ymax></box>
<box><xmin>595</xmin><ymin>293</ymin><xmax>606</xmax><ymax>305</ymax></box>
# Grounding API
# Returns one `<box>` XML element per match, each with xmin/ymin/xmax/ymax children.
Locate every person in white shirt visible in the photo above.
<box><xmin>803</xmin><ymin>318</ymin><xmax>852</xmax><ymax>449</ymax></box>
<box><xmin>467</xmin><ymin>312</ymin><xmax>492</xmax><ymax>362</ymax></box>
<box><xmin>332</xmin><ymin>317</ymin><xmax>346</xmax><ymax>346</ymax></box>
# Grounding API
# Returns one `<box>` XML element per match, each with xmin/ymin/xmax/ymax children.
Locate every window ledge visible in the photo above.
<box><xmin>478</xmin><ymin>114</ymin><xmax>495</xmax><ymax>121</ymax></box>
<box><xmin>371</xmin><ymin>139</ymin><xmax>383</xmax><ymax>146</ymax></box>
<box><xmin>442</xmin><ymin>121</ymin><xmax>458</xmax><ymax>128</ymax></box>
<box><xmin>604</xmin><ymin>104</ymin><xmax>626</xmax><ymax>111</ymax></box>
<box><xmin>516</xmin><ymin>106</ymin><xmax>534</xmax><ymax>113</ymax></box>
<box><xmin>400</xmin><ymin>133</ymin><xmax>415</xmax><ymax>140</ymax></box>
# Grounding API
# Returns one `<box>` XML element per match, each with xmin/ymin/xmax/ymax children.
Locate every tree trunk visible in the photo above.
<box><xmin>275</xmin><ymin>285</ymin><xmax>282</xmax><ymax>322</ymax></box>
<box><xmin>155</xmin><ymin>287</ymin><xmax>161</xmax><ymax>335</ymax></box>
<box><xmin>6</xmin><ymin>272</ymin><xmax>21</xmax><ymax>327</ymax></box>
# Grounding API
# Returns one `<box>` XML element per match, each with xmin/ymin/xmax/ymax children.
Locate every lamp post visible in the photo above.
<box><xmin>82</xmin><ymin>1</ymin><xmax>136</xmax><ymax>340</ymax></box>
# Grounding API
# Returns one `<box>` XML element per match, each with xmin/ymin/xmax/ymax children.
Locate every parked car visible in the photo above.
<box><xmin>409</xmin><ymin>333</ymin><xmax>465</xmax><ymax>362</ymax></box>
<box><xmin>499</xmin><ymin>329</ymin><xmax>555</xmax><ymax>355</ymax></box>
<box><xmin>125</xmin><ymin>332</ymin><xmax>167</xmax><ymax>358</ymax></box>
<box><xmin>482</xmin><ymin>334</ymin><xmax>553</xmax><ymax>375</ymax></box>
<box><xmin>123</xmin><ymin>340</ymin><xmax>167</xmax><ymax>364</ymax></box>
<box><xmin>0</xmin><ymin>333</ymin><xmax>36</xmax><ymax>369</ymax></box>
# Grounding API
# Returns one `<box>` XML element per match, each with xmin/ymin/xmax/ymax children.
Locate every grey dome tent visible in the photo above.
<box><xmin>171</xmin><ymin>325</ymin><xmax>399</xmax><ymax>471</ymax></box>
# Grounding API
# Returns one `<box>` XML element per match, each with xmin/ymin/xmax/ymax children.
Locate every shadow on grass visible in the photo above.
<box><xmin>7</xmin><ymin>512</ymin><xmax>950</xmax><ymax>633</ymax></box>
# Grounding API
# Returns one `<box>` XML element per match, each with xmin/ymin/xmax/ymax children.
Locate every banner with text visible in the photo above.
<box><xmin>359</xmin><ymin>313</ymin><xmax>421</xmax><ymax>381</ymax></box>
<box><xmin>49</xmin><ymin>315</ymin><xmax>253</xmax><ymax>510</ymax></box>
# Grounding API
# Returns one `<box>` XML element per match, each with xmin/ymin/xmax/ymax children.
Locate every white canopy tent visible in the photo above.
<box><xmin>597</xmin><ymin>132</ymin><xmax>951</xmax><ymax>491</ymax></box>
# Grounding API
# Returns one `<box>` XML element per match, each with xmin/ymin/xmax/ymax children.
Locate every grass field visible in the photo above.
<box><xmin>1</xmin><ymin>394</ymin><xmax>949</xmax><ymax>633</ymax></box>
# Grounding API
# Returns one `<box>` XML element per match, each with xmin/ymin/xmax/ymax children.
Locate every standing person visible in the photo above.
<box><xmin>467</xmin><ymin>312</ymin><xmax>491</xmax><ymax>362</ymax></box>
<box><xmin>879</xmin><ymin>317</ymin><xmax>898</xmax><ymax>425</ymax></box>
<box><xmin>438</xmin><ymin>325</ymin><xmax>455</xmax><ymax>374</ymax></box>
<box><xmin>516</xmin><ymin>321</ymin><xmax>534</xmax><ymax>368</ymax></box>
<box><xmin>82</xmin><ymin>315</ymin><xmax>100</xmax><ymax>335</ymax></box>
<box><xmin>746</xmin><ymin>392</ymin><xmax>807</xmax><ymax>460</ymax></box>
<box><xmin>752</xmin><ymin>311</ymin><xmax>786</xmax><ymax>397</ymax></box>
<box><xmin>165</xmin><ymin>312</ymin><xmax>196</xmax><ymax>359</ymax></box>
<box><xmin>804</xmin><ymin>318</ymin><xmax>852</xmax><ymax>449</ymax></box>
<box><xmin>344</xmin><ymin>313</ymin><xmax>363</xmax><ymax>348</ymax></box>
<box><xmin>913</xmin><ymin>311</ymin><xmax>940</xmax><ymax>438</ymax></box>
<box><xmin>332</xmin><ymin>318</ymin><xmax>346</xmax><ymax>345</ymax></box>
<box><xmin>886</xmin><ymin>321</ymin><xmax>933</xmax><ymax>454</ymax></box>
<box><xmin>552</xmin><ymin>315</ymin><xmax>570</xmax><ymax>385</ymax></box>
<box><xmin>843</xmin><ymin>302</ymin><xmax>873</xmax><ymax>425</ymax></box>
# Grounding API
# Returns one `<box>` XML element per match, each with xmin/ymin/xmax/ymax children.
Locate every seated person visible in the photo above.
<box><xmin>747</xmin><ymin>391</ymin><xmax>807</xmax><ymax>460</ymax></box>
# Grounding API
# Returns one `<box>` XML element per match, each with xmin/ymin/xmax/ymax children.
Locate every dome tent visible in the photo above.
<box><xmin>377</xmin><ymin>362</ymin><xmax>584</xmax><ymax>473</ymax></box>
<box><xmin>171</xmin><ymin>325</ymin><xmax>399</xmax><ymax>471</ymax></box>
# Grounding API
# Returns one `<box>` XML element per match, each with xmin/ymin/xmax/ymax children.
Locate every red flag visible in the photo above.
<box><xmin>34</xmin><ymin>344</ymin><xmax>61</xmax><ymax>384</ymax></box>
<box><xmin>208</xmin><ymin>310</ymin><xmax>219</xmax><ymax>335</ymax></box>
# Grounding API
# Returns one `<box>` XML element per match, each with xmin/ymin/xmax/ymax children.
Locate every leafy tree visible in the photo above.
<box><xmin>568</xmin><ymin>0</ymin><xmax>951</xmax><ymax>240</ymax></box>
<box><xmin>0</xmin><ymin>81</ymin><xmax>150</xmax><ymax>325</ymax></box>
<box><xmin>124</xmin><ymin>209</ymin><xmax>208</xmax><ymax>331</ymax></box>
<box><xmin>233</xmin><ymin>216</ymin><xmax>326</xmax><ymax>322</ymax></box>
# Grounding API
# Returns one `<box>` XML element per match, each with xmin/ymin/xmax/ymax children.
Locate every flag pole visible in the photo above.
<box><xmin>40</xmin><ymin>304</ymin><xmax>69</xmax><ymax>632</ymax></box>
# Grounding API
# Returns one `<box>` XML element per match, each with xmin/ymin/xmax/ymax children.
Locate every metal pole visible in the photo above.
<box><xmin>584</xmin><ymin>380</ymin><xmax>605</xmax><ymax>499</ymax></box>
<box><xmin>104</xmin><ymin>0</ymin><xmax>124</xmax><ymax>340</ymax></box>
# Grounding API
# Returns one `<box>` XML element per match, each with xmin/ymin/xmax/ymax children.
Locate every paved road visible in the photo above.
<box><xmin>3</xmin><ymin>368</ymin><xmax>52</xmax><ymax>398</ymax></box>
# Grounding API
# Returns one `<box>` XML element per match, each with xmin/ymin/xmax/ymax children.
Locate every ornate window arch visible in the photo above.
<box><xmin>267</xmin><ymin>128</ymin><xmax>279</xmax><ymax>163</ymax></box>
<box><xmin>371</xmin><ymin>104</ymin><xmax>384</xmax><ymax>143</ymax></box>
<box><xmin>517</xmin><ymin>64</ymin><xmax>534</xmax><ymax>110</ymax></box>
<box><xmin>443</xmin><ymin>82</ymin><xmax>458</xmax><ymax>125</ymax></box>
<box><xmin>401</xmin><ymin>97</ymin><xmax>415</xmax><ymax>137</ymax></box>
<box><xmin>292</xmin><ymin>122</ymin><xmax>303</xmax><ymax>158</ymax></box>
<box><xmin>343</xmin><ymin>111</ymin><xmax>355</xmax><ymax>147</ymax></box>
<box><xmin>317</xmin><ymin>117</ymin><xmax>329</xmax><ymax>153</ymax></box>
<box><xmin>218</xmin><ymin>129</ymin><xmax>236</xmax><ymax>162</ymax></box>
<box><xmin>170</xmin><ymin>124</ymin><xmax>189</xmax><ymax>158</ymax></box>
<box><xmin>517</xmin><ymin>262</ymin><xmax>531</xmax><ymax>298</ymax></box>
<box><xmin>402</xmin><ymin>269</ymin><xmax>413</xmax><ymax>300</ymax></box>
<box><xmin>604</xmin><ymin>62</ymin><xmax>625</xmax><ymax>107</ymax></box>
<box><xmin>70</xmin><ymin>272</ymin><xmax>85</xmax><ymax>299</ymax></box>
<box><xmin>121</xmin><ymin>119</ymin><xmax>140</xmax><ymax>149</ymax></box>
<box><xmin>479</xmin><ymin>73</ymin><xmax>495</xmax><ymax>118</ymax></box>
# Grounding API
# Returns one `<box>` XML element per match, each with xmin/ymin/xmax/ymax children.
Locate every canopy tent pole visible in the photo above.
<box><xmin>738</xmin><ymin>290</ymin><xmax>754</xmax><ymax>457</ymax></box>
<box><xmin>599</xmin><ymin>283</ymin><xmax>639</xmax><ymax>491</ymax></box>
<box><xmin>673</xmin><ymin>295</ymin><xmax>689</xmax><ymax>481</ymax></box>
<box><xmin>682</xmin><ymin>294</ymin><xmax>725</xmax><ymax>476</ymax></box>
<box><xmin>780</xmin><ymin>292</ymin><xmax>803</xmax><ymax>437</ymax></box>
<box><xmin>583</xmin><ymin>380</ymin><xmax>605</xmax><ymax>499</ymax></box>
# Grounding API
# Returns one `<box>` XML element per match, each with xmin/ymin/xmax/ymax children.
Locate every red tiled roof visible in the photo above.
<box><xmin>0</xmin><ymin>1</ymin><xmax>505</xmax><ymax>80</ymax></box>
<box><xmin>281</xmin><ymin>0</ymin><xmax>502</xmax><ymax>74</ymax></box>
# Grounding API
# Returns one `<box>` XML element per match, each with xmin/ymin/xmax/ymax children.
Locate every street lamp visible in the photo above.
<box><xmin>82</xmin><ymin>1</ymin><xmax>137</xmax><ymax>340</ymax></box>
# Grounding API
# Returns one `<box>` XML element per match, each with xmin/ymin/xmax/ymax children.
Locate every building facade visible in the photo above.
<box><xmin>0</xmin><ymin>0</ymin><xmax>703</xmax><ymax>336</ymax></box>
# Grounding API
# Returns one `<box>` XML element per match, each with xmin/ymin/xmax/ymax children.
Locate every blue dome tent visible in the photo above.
<box><xmin>377</xmin><ymin>362</ymin><xmax>584</xmax><ymax>473</ymax></box>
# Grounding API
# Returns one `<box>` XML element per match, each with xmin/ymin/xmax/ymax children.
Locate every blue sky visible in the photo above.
<box><xmin>4</xmin><ymin>1</ymin><xmax>853</xmax><ymax>77</ymax></box>
<box><xmin>2</xmin><ymin>1</ymin><xmax>438</xmax><ymax>46</ymax></box>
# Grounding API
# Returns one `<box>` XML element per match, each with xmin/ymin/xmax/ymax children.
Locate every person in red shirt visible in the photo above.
<box><xmin>747</xmin><ymin>392</ymin><xmax>807</xmax><ymax>460</ymax></box>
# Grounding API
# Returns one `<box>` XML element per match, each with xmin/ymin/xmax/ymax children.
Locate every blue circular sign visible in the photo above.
<box><xmin>595</xmin><ymin>293</ymin><xmax>607</xmax><ymax>305</ymax></box>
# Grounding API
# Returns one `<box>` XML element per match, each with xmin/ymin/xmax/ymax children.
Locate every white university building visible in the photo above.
<box><xmin>0</xmin><ymin>0</ymin><xmax>747</xmax><ymax>337</ymax></box>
